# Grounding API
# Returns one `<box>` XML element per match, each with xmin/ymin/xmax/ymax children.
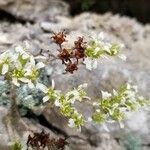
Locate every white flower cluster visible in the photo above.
<box><xmin>84</xmin><ymin>32</ymin><xmax>126</xmax><ymax>70</ymax></box>
<box><xmin>0</xmin><ymin>42</ymin><xmax>45</xmax><ymax>88</ymax></box>
<box><xmin>90</xmin><ymin>83</ymin><xmax>148</xmax><ymax>131</ymax></box>
<box><xmin>36</xmin><ymin>81</ymin><xmax>89</xmax><ymax>128</ymax></box>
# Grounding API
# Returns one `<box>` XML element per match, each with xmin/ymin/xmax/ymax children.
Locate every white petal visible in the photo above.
<box><xmin>120</xmin><ymin>43</ymin><xmax>125</xmax><ymax>48</ymax></box>
<box><xmin>0</xmin><ymin>52</ymin><xmax>7</xmax><ymax>61</ymax></box>
<box><xmin>102</xmin><ymin>123</ymin><xmax>110</xmax><ymax>132</ymax></box>
<box><xmin>94</xmin><ymin>47</ymin><xmax>100</xmax><ymax>54</ymax></box>
<box><xmin>22</xmin><ymin>53</ymin><xmax>29</xmax><ymax>59</ymax></box>
<box><xmin>101</xmin><ymin>91</ymin><xmax>112</xmax><ymax>99</ymax></box>
<box><xmin>15</xmin><ymin>45</ymin><xmax>24</xmax><ymax>54</ymax></box>
<box><xmin>96</xmin><ymin>109</ymin><xmax>100</xmax><ymax>112</ymax></box>
<box><xmin>36</xmin><ymin>62</ymin><xmax>45</xmax><ymax>69</ymax></box>
<box><xmin>113</xmin><ymin>89</ymin><xmax>118</xmax><ymax>96</ymax></box>
<box><xmin>78</xmin><ymin>83</ymin><xmax>88</xmax><ymax>89</ymax></box>
<box><xmin>68</xmin><ymin>119</ymin><xmax>75</xmax><ymax>128</ymax></box>
<box><xmin>24</xmin><ymin>40</ymin><xmax>30</xmax><ymax>49</ymax></box>
<box><xmin>84</xmin><ymin>58</ymin><xmax>92</xmax><ymax>70</ymax></box>
<box><xmin>103</xmin><ymin>43</ymin><xmax>111</xmax><ymax>52</ymax></box>
<box><xmin>12</xmin><ymin>78</ymin><xmax>20</xmax><ymax>87</ymax></box>
<box><xmin>43</xmin><ymin>96</ymin><xmax>50</xmax><ymax>102</ymax></box>
<box><xmin>15</xmin><ymin>62</ymin><xmax>22</xmax><ymax>69</ymax></box>
<box><xmin>98</xmin><ymin>32</ymin><xmax>104</xmax><ymax>40</ymax></box>
<box><xmin>106</xmin><ymin>120</ymin><xmax>115</xmax><ymax>123</ymax></box>
<box><xmin>93</xmin><ymin>102</ymin><xmax>99</xmax><ymax>106</ymax></box>
<box><xmin>118</xmin><ymin>54</ymin><xmax>126</xmax><ymax>61</ymax></box>
<box><xmin>126</xmin><ymin>83</ymin><xmax>131</xmax><ymax>90</ymax></box>
<box><xmin>30</xmin><ymin>56</ymin><xmax>35</xmax><ymax>66</ymax></box>
<box><xmin>87</xmin><ymin>117</ymin><xmax>92</xmax><ymax>122</ymax></box>
<box><xmin>28</xmin><ymin>81</ymin><xmax>35</xmax><ymax>89</ymax></box>
<box><xmin>36</xmin><ymin>83</ymin><xmax>48</xmax><ymax>93</ymax></box>
<box><xmin>24</xmin><ymin>69</ymin><xmax>32</xmax><ymax>76</ymax></box>
<box><xmin>34</xmin><ymin>56</ymin><xmax>47</xmax><ymax>60</ymax></box>
<box><xmin>19</xmin><ymin>78</ymin><xmax>30</xmax><ymax>83</ymax></box>
<box><xmin>54</xmin><ymin>99</ymin><xmax>61</xmax><ymax>107</ymax></box>
<box><xmin>92</xmin><ymin>59</ymin><xmax>98</xmax><ymax>69</ymax></box>
<box><xmin>2</xmin><ymin>64</ymin><xmax>9</xmax><ymax>75</ymax></box>
<box><xmin>132</xmin><ymin>85</ymin><xmax>138</xmax><ymax>92</ymax></box>
<box><xmin>51</xmin><ymin>79</ymin><xmax>55</xmax><ymax>89</ymax></box>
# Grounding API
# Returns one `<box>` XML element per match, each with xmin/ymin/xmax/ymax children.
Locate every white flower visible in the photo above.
<box><xmin>12</xmin><ymin>78</ymin><xmax>20</xmax><ymax>87</ymax></box>
<box><xmin>118</xmin><ymin>54</ymin><xmax>127</xmax><ymax>61</ymax></box>
<box><xmin>88</xmin><ymin>117</ymin><xmax>92</xmax><ymax>122</ymax></box>
<box><xmin>43</xmin><ymin>96</ymin><xmax>50</xmax><ymax>103</ymax></box>
<box><xmin>78</xmin><ymin>83</ymin><xmax>88</xmax><ymax>89</ymax></box>
<box><xmin>36</xmin><ymin>83</ymin><xmax>50</xmax><ymax>102</ymax></box>
<box><xmin>126</xmin><ymin>91</ymin><xmax>136</xmax><ymax>102</ymax></box>
<box><xmin>66</xmin><ymin>90</ymin><xmax>80</xmax><ymax>104</ymax></box>
<box><xmin>24</xmin><ymin>40</ymin><xmax>30</xmax><ymax>49</ymax></box>
<box><xmin>24</xmin><ymin>56</ymin><xmax>45</xmax><ymax>77</ymax></box>
<box><xmin>1</xmin><ymin>64</ymin><xmax>9</xmax><ymax>75</ymax></box>
<box><xmin>113</xmin><ymin>89</ymin><xmax>118</xmax><ymax>96</ymax></box>
<box><xmin>29</xmin><ymin>56</ymin><xmax>45</xmax><ymax>69</ymax></box>
<box><xmin>36</xmin><ymin>83</ymin><xmax>49</xmax><ymax>93</ymax></box>
<box><xmin>103</xmin><ymin>43</ymin><xmax>111</xmax><ymax>53</ymax></box>
<box><xmin>138</xmin><ymin>96</ymin><xmax>144</xmax><ymax>100</ymax></box>
<box><xmin>68</xmin><ymin>118</ymin><xmax>75</xmax><ymax>128</ymax></box>
<box><xmin>93</xmin><ymin>102</ymin><xmax>99</xmax><ymax>106</ymax></box>
<box><xmin>15</xmin><ymin>45</ymin><xmax>29</xmax><ymax>59</ymax></box>
<box><xmin>28</xmin><ymin>80</ymin><xmax>35</xmax><ymax>89</ymax></box>
<box><xmin>132</xmin><ymin>85</ymin><xmax>138</xmax><ymax>92</ymax></box>
<box><xmin>0</xmin><ymin>51</ymin><xmax>9</xmax><ymax>63</ymax></box>
<box><xmin>84</xmin><ymin>58</ymin><xmax>97</xmax><ymax>70</ymax></box>
<box><xmin>98</xmin><ymin>32</ymin><xmax>105</xmax><ymax>41</ymax></box>
<box><xmin>15</xmin><ymin>45</ymin><xmax>24</xmax><ymax>54</ymax></box>
<box><xmin>101</xmin><ymin>91</ymin><xmax>112</xmax><ymax>99</ymax></box>
<box><xmin>34</xmin><ymin>55</ymin><xmax>47</xmax><ymax>60</ymax></box>
<box><xmin>96</xmin><ymin>109</ymin><xmax>100</xmax><ymax>112</ymax></box>
<box><xmin>51</xmin><ymin>79</ymin><xmax>55</xmax><ymax>89</ymax></box>
<box><xmin>54</xmin><ymin>99</ymin><xmax>61</xmax><ymax>107</ymax></box>
<box><xmin>36</xmin><ymin>80</ymin><xmax>59</xmax><ymax>103</ymax></box>
<box><xmin>94</xmin><ymin>47</ymin><xmax>100</xmax><ymax>55</ymax></box>
<box><xmin>120</xmin><ymin>43</ymin><xmax>125</xmax><ymax>48</ymax></box>
<box><xmin>36</xmin><ymin>62</ymin><xmax>45</xmax><ymax>69</ymax></box>
<box><xmin>21</xmin><ymin>78</ymin><xmax>35</xmax><ymax>89</ymax></box>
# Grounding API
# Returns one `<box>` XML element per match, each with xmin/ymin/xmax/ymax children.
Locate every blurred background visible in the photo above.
<box><xmin>65</xmin><ymin>0</ymin><xmax>150</xmax><ymax>23</ymax></box>
<box><xmin>0</xmin><ymin>0</ymin><xmax>149</xmax><ymax>150</ymax></box>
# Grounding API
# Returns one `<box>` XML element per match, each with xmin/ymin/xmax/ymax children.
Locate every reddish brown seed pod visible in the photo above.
<box><xmin>51</xmin><ymin>31</ymin><xmax>66</xmax><ymax>45</ymax></box>
<box><xmin>51</xmin><ymin>31</ymin><xmax>87</xmax><ymax>74</ymax></box>
<box><xmin>27</xmin><ymin>130</ymin><xmax>67</xmax><ymax>149</ymax></box>
<box><xmin>74</xmin><ymin>37</ymin><xmax>85</xmax><ymax>51</ymax></box>
<box><xmin>65</xmin><ymin>62</ymin><xmax>78</xmax><ymax>74</ymax></box>
<box><xmin>57</xmin><ymin>48</ymin><xmax>71</xmax><ymax>64</ymax></box>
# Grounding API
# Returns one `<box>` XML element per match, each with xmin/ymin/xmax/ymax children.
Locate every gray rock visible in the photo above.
<box><xmin>0</xmin><ymin>0</ymin><xmax>69</xmax><ymax>22</ymax></box>
<box><xmin>0</xmin><ymin>11</ymin><xmax>150</xmax><ymax>149</ymax></box>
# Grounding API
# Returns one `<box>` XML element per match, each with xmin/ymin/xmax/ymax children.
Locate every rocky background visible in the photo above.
<box><xmin>0</xmin><ymin>0</ymin><xmax>150</xmax><ymax>150</ymax></box>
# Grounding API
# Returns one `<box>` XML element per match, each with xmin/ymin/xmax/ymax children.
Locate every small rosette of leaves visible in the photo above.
<box><xmin>91</xmin><ymin>83</ymin><xmax>148</xmax><ymax>125</ymax></box>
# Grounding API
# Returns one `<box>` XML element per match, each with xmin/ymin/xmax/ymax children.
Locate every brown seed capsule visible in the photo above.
<box><xmin>57</xmin><ymin>48</ymin><xmax>71</xmax><ymax>64</ymax></box>
<box><xmin>51</xmin><ymin>31</ymin><xmax>66</xmax><ymax>45</ymax></box>
<box><xmin>51</xmin><ymin>31</ymin><xmax>87</xmax><ymax>74</ymax></box>
<box><xmin>65</xmin><ymin>62</ymin><xmax>78</xmax><ymax>74</ymax></box>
